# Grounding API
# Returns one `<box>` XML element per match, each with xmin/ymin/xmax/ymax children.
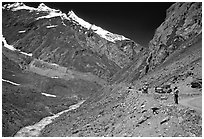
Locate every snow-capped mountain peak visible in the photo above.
<box><xmin>3</xmin><ymin>2</ymin><xmax>130</xmax><ymax>43</ymax></box>
<box><xmin>3</xmin><ymin>2</ymin><xmax>60</xmax><ymax>13</ymax></box>
<box><xmin>67</xmin><ymin>10</ymin><xmax>130</xmax><ymax>42</ymax></box>
<box><xmin>37</xmin><ymin>3</ymin><xmax>59</xmax><ymax>12</ymax></box>
<box><xmin>68</xmin><ymin>10</ymin><xmax>92</xmax><ymax>29</ymax></box>
<box><xmin>3</xmin><ymin>2</ymin><xmax>36</xmax><ymax>11</ymax></box>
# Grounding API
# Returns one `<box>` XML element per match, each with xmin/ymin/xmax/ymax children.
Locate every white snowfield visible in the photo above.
<box><xmin>3</xmin><ymin>2</ymin><xmax>130</xmax><ymax>43</ymax></box>
<box><xmin>18</xmin><ymin>30</ymin><xmax>26</xmax><ymax>33</ymax></box>
<box><xmin>3</xmin><ymin>3</ymin><xmax>58</xmax><ymax>13</ymax></box>
<box><xmin>2</xmin><ymin>79</ymin><xmax>20</xmax><ymax>86</ymax></box>
<box><xmin>20</xmin><ymin>51</ymin><xmax>33</xmax><ymax>57</ymax></box>
<box><xmin>41</xmin><ymin>93</ymin><xmax>57</xmax><ymax>97</ymax></box>
<box><xmin>2</xmin><ymin>36</ymin><xmax>16</xmax><ymax>51</ymax></box>
<box><xmin>2</xmin><ymin>35</ymin><xmax>33</xmax><ymax>57</ymax></box>
<box><xmin>46</xmin><ymin>25</ymin><xmax>58</xmax><ymax>28</ymax></box>
<box><xmin>14</xmin><ymin>100</ymin><xmax>86</xmax><ymax>137</ymax></box>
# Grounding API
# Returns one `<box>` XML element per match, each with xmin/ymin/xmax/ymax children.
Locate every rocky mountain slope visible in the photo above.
<box><xmin>148</xmin><ymin>2</ymin><xmax>202</xmax><ymax>71</ymax></box>
<box><xmin>111</xmin><ymin>2</ymin><xmax>202</xmax><ymax>84</ymax></box>
<box><xmin>2</xmin><ymin>3</ymin><xmax>143</xmax><ymax>81</ymax></box>
<box><xmin>2</xmin><ymin>2</ymin><xmax>202</xmax><ymax>137</ymax></box>
<box><xmin>2</xmin><ymin>2</ymin><xmax>144</xmax><ymax>136</ymax></box>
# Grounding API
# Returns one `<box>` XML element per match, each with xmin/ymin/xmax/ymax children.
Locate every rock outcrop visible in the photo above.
<box><xmin>112</xmin><ymin>2</ymin><xmax>202</xmax><ymax>84</ymax></box>
<box><xmin>147</xmin><ymin>2</ymin><xmax>202</xmax><ymax>71</ymax></box>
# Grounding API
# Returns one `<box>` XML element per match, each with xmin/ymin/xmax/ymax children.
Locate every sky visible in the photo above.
<box><xmin>4</xmin><ymin>2</ymin><xmax>174</xmax><ymax>47</ymax></box>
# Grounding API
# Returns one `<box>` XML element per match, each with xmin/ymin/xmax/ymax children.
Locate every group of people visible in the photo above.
<box><xmin>139</xmin><ymin>83</ymin><xmax>179</xmax><ymax>104</ymax></box>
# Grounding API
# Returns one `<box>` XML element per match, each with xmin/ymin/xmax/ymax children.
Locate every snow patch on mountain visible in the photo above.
<box><xmin>3</xmin><ymin>2</ymin><xmax>36</xmax><ymax>12</ymax></box>
<box><xmin>2</xmin><ymin>36</ymin><xmax>16</xmax><ymax>51</ymax></box>
<box><xmin>3</xmin><ymin>2</ymin><xmax>59</xmax><ymax>13</ymax></box>
<box><xmin>2</xmin><ymin>35</ymin><xmax>33</xmax><ymax>57</ymax></box>
<box><xmin>68</xmin><ymin>11</ymin><xmax>91</xmax><ymax>29</ymax></box>
<box><xmin>37</xmin><ymin>3</ymin><xmax>59</xmax><ymax>13</ymax></box>
<box><xmin>67</xmin><ymin>11</ymin><xmax>130</xmax><ymax>42</ymax></box>
<box><xmin>41</xmin><ymin>93</ymin><xmax>57</xmax><ymax>97</ymax></box>
<box><xmin>20</xmin><ymin>51</ymin><xmax>33</xmax><ymax>57</ymax></box>
<box><xmin>36</xmin><ymin>11</ymin><xmax>68</xmax><ymax>20</ymax></box>
<box><xmin>46</xmin><ymin>25</ymin><xmax>58</xmax><ymax>28</ymax></box>
<box><xmin>3</xmin><ymin>2</ymin><xmax>130</xmax><ymax>43</ymax></box>
<box><xmin>18</xmin><ymin>30</ymin><xmax>27</xmax><ymax>33</ymax></box>
<box><xmin>2</xmin><ymin>79</ymin><xmax>21</xmax><ymax>86</ymax></box>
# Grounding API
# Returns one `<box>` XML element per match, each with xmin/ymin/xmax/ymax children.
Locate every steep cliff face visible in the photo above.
<box><xmin>147</xmin><ymin>2</ymin><xmax>202</xmax><ymax>71</ymax></box>
<box><xmin>2</xmin><ymin>3</ymin><xmax>143</xmax><ymax>80</ymax></box>
<box><xmin>108</xmin><ymin>2</ymin><xmax>202</xmax><ymax>85</ymax></box>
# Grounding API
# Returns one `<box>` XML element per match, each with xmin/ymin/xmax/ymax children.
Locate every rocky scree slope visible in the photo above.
<box><xmin>2</xmin><ymin>3</ymin><xmax>143</xmax><ymax>81</ymax></box>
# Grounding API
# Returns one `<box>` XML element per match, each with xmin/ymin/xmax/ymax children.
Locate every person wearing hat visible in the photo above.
<box><xmin>173</xmin><ymin>87</ymin><xmax>179</xmax><ymax>104</ymax></box>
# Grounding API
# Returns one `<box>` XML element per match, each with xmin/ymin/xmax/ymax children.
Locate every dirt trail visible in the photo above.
<box><xmin>179</xmin><ymin>96</ymin><xmax>202</xmax><ymax>113</ymax></box>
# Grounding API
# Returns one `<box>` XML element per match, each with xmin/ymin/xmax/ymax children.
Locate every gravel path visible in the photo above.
<box><xmin>179</xmin><ymin>96</ymin><xmax>202</xmax><ymax>114</ymax></box>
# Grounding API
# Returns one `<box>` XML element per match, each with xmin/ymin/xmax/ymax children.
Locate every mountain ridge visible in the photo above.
<box><xmin>3</xmin><ymin>2</ymin><xmax>131</xmax><ymax>43</ymax></box>
<box><xmin>2</xmin><ymin>2</ymin><xmax>143</xmax><ymax>81</ymax></box>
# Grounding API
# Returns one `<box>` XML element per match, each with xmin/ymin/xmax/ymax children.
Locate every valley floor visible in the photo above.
<box><xmin>2</xmin><ymin>36</ymin><xmax>202</xmax><ymax>137</ymax></box>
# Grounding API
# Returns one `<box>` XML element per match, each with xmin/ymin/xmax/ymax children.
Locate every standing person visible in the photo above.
<box><xmin>142</xmin><ymin>83</ymin><xmax>148</xmax><ymax>94</ymax></box>
<box><xmin>174</xmin><ymin>87</ymin><xmax>179</xmax><ymax>104</ymax></box>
